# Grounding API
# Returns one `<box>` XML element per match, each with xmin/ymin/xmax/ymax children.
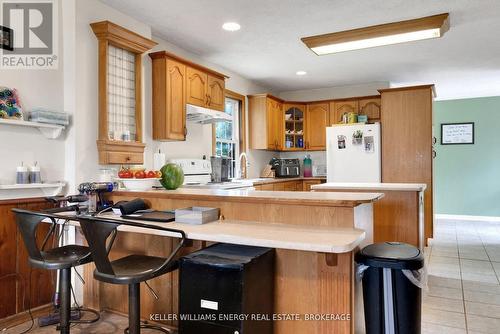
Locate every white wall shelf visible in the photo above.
<box><xmin>0</xmin><ymin>118</ymin><xmax>65</xmax><ymax>139</ymax></box>
<box><xmin>0</xmin><ymin>182</ymin><xmax>66</xmax><ymax>200</ymax></box>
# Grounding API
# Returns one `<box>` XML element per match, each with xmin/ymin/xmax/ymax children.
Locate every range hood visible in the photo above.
<box><xmin>186</xmin><ymin>104</ymin><xmax>231</xmax><ymax>124</ymax></box>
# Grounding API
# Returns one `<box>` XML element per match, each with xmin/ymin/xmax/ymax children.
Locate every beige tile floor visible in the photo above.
<box><xmin>5</xmin><ymin>218</ymin><xmax>500</xmax><ymax>333</ymax></box>
<box><xmin>423</xmin><ymin>218</ymin><xmax>500</xmax><ymax>334</ymax></box>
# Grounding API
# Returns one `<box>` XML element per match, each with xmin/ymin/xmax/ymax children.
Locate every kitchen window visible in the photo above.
<box><xmin>213</xmin><ymin>90</ymin><xmax>246</xmax><ymax>179</ymax></box>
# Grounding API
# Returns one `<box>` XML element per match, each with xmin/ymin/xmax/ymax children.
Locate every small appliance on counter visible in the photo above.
<box><xmin>210</xmin><ymin>156</ymin><xmax>231</xmax><ymax>182</ymax></box>
<box><xmin>269</xmin><ymin>158</ymin><xmax>300</xmax><ymax>178</ymax></box>
<box><xmin>312</xmin><ymin>164</ymin><xmax>327</xmax><ymax>177</ymax></box>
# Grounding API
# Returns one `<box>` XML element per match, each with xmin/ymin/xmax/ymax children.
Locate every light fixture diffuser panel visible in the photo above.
<box><xmin>302</xmin><ymin>13</ymin><xmax>449</xmax><ymax>55</ymax></box>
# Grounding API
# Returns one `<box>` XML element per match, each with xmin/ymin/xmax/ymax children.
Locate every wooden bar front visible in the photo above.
<box><xmin>80</xmin><ymin>190</ymin><xmax>377</xmax><ymax>334</ymax></box>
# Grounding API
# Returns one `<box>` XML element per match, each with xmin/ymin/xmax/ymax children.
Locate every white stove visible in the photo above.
<box><xmin>169</xmin><ymin>158</ymin><xmax>253</xmax><ymax>190</ymax></box>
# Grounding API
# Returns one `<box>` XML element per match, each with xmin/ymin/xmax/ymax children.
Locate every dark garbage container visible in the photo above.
<box><xmin>355</xmin><ymin>242</ymin><xmax>425</xmax><ymax>334</ymax></box>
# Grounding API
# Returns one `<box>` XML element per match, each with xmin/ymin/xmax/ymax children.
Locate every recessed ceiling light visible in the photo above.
<box><xmin>301</xmin><ymin>13</ymin><xmax>449</xmax><ymax>55</ymax></box>
<box><xmin>222</xmin><ymin>22</ymin><xmax>241</xmax><ymax>32</ymax></box>
<box><xmin>296</xmin><ymin>71</ymin><xmax>307</xmax><ymax>76</ymax></box>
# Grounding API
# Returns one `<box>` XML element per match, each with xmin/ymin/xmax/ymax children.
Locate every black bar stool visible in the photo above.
<box><xmin>78</xmin><ymin>215</ymin><xmax>187</xmax><ymax>334</ymax></box>
<box><xmin>12</xmin><ymin>209</ymin><xmax>100</xmax><ymax>334</ymax></box>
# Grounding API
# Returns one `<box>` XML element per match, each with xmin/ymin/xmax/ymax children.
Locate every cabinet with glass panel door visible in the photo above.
<box><xmin>283</xmin><ymin>103</ymin><xmax>306</xmax><ymax>150</ymax></box>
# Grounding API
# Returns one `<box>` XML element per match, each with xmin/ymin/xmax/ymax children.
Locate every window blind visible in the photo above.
<box><xmin>107</xmin><ymin>45</ymin><xmax>136</xmax><ymax>141</ymax></box>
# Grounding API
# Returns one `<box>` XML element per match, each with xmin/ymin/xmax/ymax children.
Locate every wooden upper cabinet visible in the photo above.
<box><xmin>186</xmin><ymin>67</ymin><xmax>226</xmax><ymax>111</ymax></box>
<box><xmin>91</xmin><ymin>21</ymin><xmax>157</xmax><ymax>164</ymax></box>
<box><xmin>207</xmin><ymin>75</ymin><xmax>225</xmax><ymax>111</ymax></box>
<box><xmin>150</xmin><ymin>51</ymin><xmax>228</xmax><ymax>141</ymax></box>
<box><xmin>248</xmin><ymin>94</ymin><xmax>284</xmax><ymax>151</ymax></box>
<box><xmin>305</xmin><ymin>102</ymin><xmax>329</xmax><ymax>150</ymax></box>
<box><xmin>274</xmin><ymin>100</ymin><xmax>284</xmax><ymax>150</ymax></box>
<box><xmin>186</xmin><ymin>66</ymin><xmax>208</xmax><ymax>107</ymax></box>
<box><xmin>283</xmin><ymin>104</ymin><xmax>305</xmax><ymax>151</ymax></box>
<box><xmin>151</xmin><ymin>55</ymin><xmax>186</xmax><ymax>141</ymax></box>
<box><xmin>332</xmin><ymin>99</ymin><xmax>358</xmax><ymax>124</ymax></box>
<box><xmin>267</xmin><ymin>98</ymin><xmax>283</xmax><ymax>150</ymax></box>
<box><xmin>359</xmin><ymin>97</ymin><xmax>381</xmax><ymax>121</ymax></box>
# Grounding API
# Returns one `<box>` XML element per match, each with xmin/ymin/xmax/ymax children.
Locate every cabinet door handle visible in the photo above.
<box><xmin>207</xmin><ymin>95</ymin><xmax>211</xmax><ymax>106</ymax></box>
<box><xmin>432</xmin><ymin>150</ymin><xmax>437</xmax><ymax>159</ymax></box>
<box><xmin>184</xmin><ymin>126</ymin><xmax>187</xmax><ymax>137</ymax></box>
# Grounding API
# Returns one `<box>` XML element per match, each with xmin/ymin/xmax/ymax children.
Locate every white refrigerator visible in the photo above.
<box><xmin>326</xmin><ymin>123</ymin><xmax>381</xmax><ymax>182</ymax></box>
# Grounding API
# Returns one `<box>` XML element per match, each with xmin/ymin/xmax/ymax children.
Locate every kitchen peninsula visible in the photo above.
<box><xmin>79</xmin><ymin>188</ymin><xmax>383</xmax><ymax>334</ymax></box>
<box><xmin>312</xmin><ymin>183</ymin><xmax>426</xmax><ymax>248</ymax></box>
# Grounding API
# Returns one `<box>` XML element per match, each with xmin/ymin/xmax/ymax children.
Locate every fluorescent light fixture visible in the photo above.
<box><xmin>296</xmin><ymin>70</ymin><xmax>307</xmax><ymax>76</ymax></box>
<box><xmin>222</xmin><ymin>22</ymin><xmax>241</xmax><ymax>32</ymax></box>
<box><xmin>302</xmin><ymin>13</ymin><xmax>449</xmax><ymax>55</ymax></box>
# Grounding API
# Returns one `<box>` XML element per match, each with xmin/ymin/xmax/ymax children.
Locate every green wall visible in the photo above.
<box><xmin>434</xmin><ymin>96</ymin><xmax>500</xmax><ymax>216</ymax></box>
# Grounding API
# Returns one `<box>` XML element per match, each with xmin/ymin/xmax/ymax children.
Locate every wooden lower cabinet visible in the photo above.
<box><xmin>0</xmin><ymin>199</ymin><xmax>55</xmax><ymax>320</ymax></box>
<box><xmin>254</xmin><ymin>179</ymin><xmax>324</xmax><ymax>192</ymax></box>
<box><xmin>303</xmin><ymin>180</ymin><xmax>322</xmax><ymax>191</ymax></box>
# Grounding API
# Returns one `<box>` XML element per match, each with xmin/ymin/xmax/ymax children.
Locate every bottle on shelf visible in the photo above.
<box><xmin>303</xmin><ymin>154</ymin><xmax>312</xmax><ymax>178</ymax></box>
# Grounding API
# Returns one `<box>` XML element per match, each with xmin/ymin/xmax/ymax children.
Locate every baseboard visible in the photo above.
<box><xmin>435</xmin><ymin>214</ymin><xmax>500</xmax><ymax>222</ymax></box>
<box><xmin>0</xmin><ymin>303</ymin><xmax>53</xmax><ymax>331</ymax></box>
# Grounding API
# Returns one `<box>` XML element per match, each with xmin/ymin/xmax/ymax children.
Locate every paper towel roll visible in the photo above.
<box><xmin>153</xmin><ymin>152</ymin><xmax>166</xmax><ymax>171</ymax></box>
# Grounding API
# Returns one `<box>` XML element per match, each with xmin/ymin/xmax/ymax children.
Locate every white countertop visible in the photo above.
<box><xmin>311</xmin><ymin>182</ymin><xmax>427</xmax><ymax>192</ymax></box>
<box><xmin>112</xmin><ymin>188</ymin><xmax>384</xmax><ymax>207</ymax></box>
<box><xmin>55</xmin><ymin>214</ymin><xmax>365</xmax><ymax>253</ymax></box>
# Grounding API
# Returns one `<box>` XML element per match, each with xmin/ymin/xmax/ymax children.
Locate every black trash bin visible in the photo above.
<box><xmin>355</xmin><ymin>242</ymin><xmax>425</xmax><ymax>334</ymax></box>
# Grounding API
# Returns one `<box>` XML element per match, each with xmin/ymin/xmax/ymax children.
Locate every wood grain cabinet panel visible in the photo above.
<box><xmin>332</xmin><ymin>100</ymin><xmax>358</xmax><ymax>124</ymax></box>
<box><xmin>306</xmin><ymin>102</ymin><xmax>329</xmax><ymax>150</ymax></box>
<box><xmin>151</xmin><ymin>57</ymin><xmax>186</xmax><ymax>141</ymax></box>
<box><xmin>248</xmin><ymin>94</ymin><xmax>284</xmax><ymax>151</ymax></box>
<box><xmin>303</xmin><ymin>180</ymin><xmax>322</xmax><ymax>191</ymax></box>
<box><xmin>359</xmin><ymin>97</ymin><xmax>381</xmax><ymax>121</ymax></box>
<box><xmin>380</xmin><ymin>86</ymin><xmax>434</xmax><ymax>244</ymax></box>
<box><xmin>0</xmin><ymin>204</ymin><xmax>17</xmax><ymax>318</ymax></box>
<box><xmin>0</xmin><ymin>199</ymin><xmax>55</xmax><ymax>319</ymax></box>
<box><xmin>273</xmin><ymin>100</ymin><xmax>284</xmax><ymax>151</ymax></box>
<box><xmin>207</xmin><ymin>75</ymin><xmax>225</xmax><ymax>111</ymax></box>
<box><xmin>186</xmin><ymin>66</ymin><xmax>208</xmax><ymax>107</ymax></box>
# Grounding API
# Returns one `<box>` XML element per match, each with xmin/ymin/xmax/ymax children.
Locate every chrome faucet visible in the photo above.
<box><xmin>238</xmin><ymin>152</ymin><xmax>248</xmax><ymax>179</ymax></box>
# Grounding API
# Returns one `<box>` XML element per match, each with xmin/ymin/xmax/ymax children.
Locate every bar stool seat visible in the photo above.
<box><xmin>30</xmin><ymin>245</ymin><xmax>92</xmax><ymax>270</ymax></box>
<box><xmin>12</xmin><ymin>208</ymin><xmax>100</xmax><ymax>334</ymax></box>
<box><xmin>95</xmin><ymin>254</ymin><xmax>179</xmax><ymax>284</ymax></box>
<box><xmin>78</xmin><ymin>215</ymin><xmax>187</xmax><ymax>334</ymax></box>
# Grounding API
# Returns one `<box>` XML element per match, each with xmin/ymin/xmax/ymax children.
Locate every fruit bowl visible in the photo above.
<box><xmin>115</xmin><ymin>178</ymin><xmax>160</xmax><ymax>191</ymax></box>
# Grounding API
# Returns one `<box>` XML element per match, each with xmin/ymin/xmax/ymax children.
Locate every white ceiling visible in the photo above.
<box><xmin>101</xmin><ymin>0</ymin><xmax>500</xmax><ymax>100</ymax></box>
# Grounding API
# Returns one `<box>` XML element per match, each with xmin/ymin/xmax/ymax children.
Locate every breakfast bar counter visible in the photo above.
<box><xmin>79</xmin><ymin>189</ymin><xmax>383</xmax><ymax>334</ymax></box>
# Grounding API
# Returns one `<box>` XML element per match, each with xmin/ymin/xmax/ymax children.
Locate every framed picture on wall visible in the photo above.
<box><xmin>441</xmin><ymin>122</ymin><xmax>475</xmax><ymax>145</ymax></box>
<box><xmin>0</xmin><ymin>26</ymin><xmax>14</xmax><ymax>51</ymax></box>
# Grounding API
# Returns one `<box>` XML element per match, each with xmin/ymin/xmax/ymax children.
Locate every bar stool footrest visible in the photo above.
<box><xmin>69</xmin><ymin>307</ymin><xmax>101</xmax><ymax>324</ymax></box>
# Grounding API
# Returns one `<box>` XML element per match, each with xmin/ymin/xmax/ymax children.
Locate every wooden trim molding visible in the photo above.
<box><xmin>212</xmin><ymin>89</ymin><xmax>247</xmax><ymax>155</ymax></box>
<box><xmin>149</xmin><ymin>50</ymin><xmax>228</xmax><ymax>79</ymax></box>
<box><xmin>90</xmin><ymin>21</ymin><xmax>157</xmax><ymax>53</ymax></box>
<box><xmin>378</xmin><ymin>84</ymin><xmax>436</xmax><ymax>97</ymax></box>
<box><xmin>0</xmin><ymin>304</ymin><xmax>53</xmax><ymax>330</ymax></box>
<box><xmin>226</xmin><ymin>89</ymin><xmax>247</xmax><ymax>153</ymax></box>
